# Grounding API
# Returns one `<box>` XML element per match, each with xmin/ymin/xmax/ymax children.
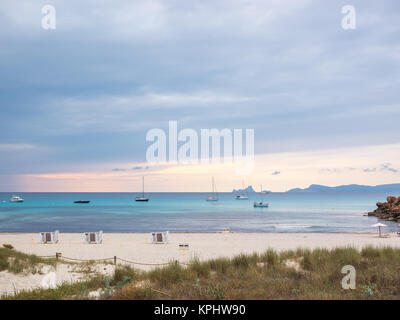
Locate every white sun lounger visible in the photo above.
<box><xmin>151</xmin><ymin>231</ymin><xmax>169</xmax><ymax>244</ymax></box>
<box><xmin>84</xmin><ymin>231</ymin><xmax>103</xmax><ymax>244</ymax></box>
<box><xmin>39</xmin><ymin>230</ymin><xmax>59</xmax><ymax>244</ymax></box>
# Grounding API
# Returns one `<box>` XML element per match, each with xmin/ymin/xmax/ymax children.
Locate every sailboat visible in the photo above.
<box><xmin>253</xmin><ymin>185</ymin><xmax>269</xmax><ymax>207</ymax></box>
<box><xmin>135</xmin><ymin>176</ymin><xmax>149</xmax><ymax>202</ymax></box>
<box><xmin>235</xmin><ymin>180</ymin><xmax>249</xmax><ymax>200</ymax></box>
<box><xmin>206</xmin><ymin>177</ymin><xmax>218</xmax><ymax>201</ymax></box>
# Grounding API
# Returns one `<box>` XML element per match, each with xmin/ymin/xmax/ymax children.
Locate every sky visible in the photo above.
<box><xmin>0</xmin><ymin>0</ymin><xmax>399</xmax><ymax>192</ymax></box>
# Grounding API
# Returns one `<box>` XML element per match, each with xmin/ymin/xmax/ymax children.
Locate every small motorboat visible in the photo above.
<box><xmin>253</xmin><ymin>201</ymin><xmax>269</xmax><ymax>208</ymax></box>
<box><xmin>74</xmin><ymin>200</ymin><xmax>90</xmax><ymax>204</ymax></box>
<box><xmin>10</xmin><ymin>195</ymin><xmax>24</xmax><ymax>203</ymax></box>
<box><xmin>253</xmin><ymin>185</ymin><xmax>269</xmax><ymax>208</ymax></box>
<box><xmin>235</xmin><ymin>195</ymin><xmax>248</xmax><ymax>200</ymax></box>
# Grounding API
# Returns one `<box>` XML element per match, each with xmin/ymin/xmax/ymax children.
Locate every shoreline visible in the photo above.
<box><xmin>0</xmin><ymin>231</ymin><xmax>382</xmax><ymax>234</ymax></box>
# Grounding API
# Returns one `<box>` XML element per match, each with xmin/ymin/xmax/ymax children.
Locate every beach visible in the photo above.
<box><xmin>2</xmin><ymin>232</ymin><xmax>400</xmax><ymax>268</ymax></box>
<box><xmin>1</xmin><ymin>232</ymin><xmax>400</xmax><ymax>297</ymax></box>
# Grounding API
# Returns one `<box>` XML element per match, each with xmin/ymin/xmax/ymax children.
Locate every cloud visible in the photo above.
<box><xmin>10</xmin><ymin>143</ymin><xmax>400</xmax><ymax>192</ymax></box>
<box><xmin>113</xmin><ymin>166</ymin><xmax>150</xmax><ymax>172</ymax></box>
<box><xmin>0</xmin><ymin>144</ymin><xmax>36</xmax><ymax>151</ymax></box>
<box><xmin>319</xmin><ymin>167</ymin><xmax>359</xmax><ymax>174</ymax></box>
<box><xmin>1</xmin><ymin>0</ymin><xmax>400</xmax><ymax>188</ymax></box>
<box><xmin>319</xmin><ymin>168</ymin><xmax>341</xmax><ymax>174</ymax></box>
<box><xmin>363</xmin><ymin>163</ymin><xmax>399</xmax><ymax>173</ymax></box>
<box><xmin>380</xmin><ymin>163</ymin><xmax>398</xmax><ymax>173</ymax></box>
<box><xmin>132</xmin><ymin>166</ymin><xmax>149</xmax><ymax>171</ymax></box>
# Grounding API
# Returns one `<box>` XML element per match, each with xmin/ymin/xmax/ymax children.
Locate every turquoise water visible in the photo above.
<box><xmin>0</xmin><ymin>192</ymin><xmax>398</xmax><ymax>233</ymax></box>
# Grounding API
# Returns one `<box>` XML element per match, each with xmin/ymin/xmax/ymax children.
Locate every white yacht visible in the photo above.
<box><xmin>206</xmin><ymin>177</ymin><xmax>218</xmax><ymax>201</ymax></box>
<box><xmin>10</xmin><ymin>195</ymin><xmax>24</xmax><ymax>203</ymax></box>
<box><xmin>236</xmin><ymin>195</ymin><xmax>249</xmax><ymax>200</ymax></box>
<box><xmin>135</xmin><ymin>176</ymin><xmax>149</xmax><ymax>202</ymax></box>
<box><xmin>235</xmin><ymin>180</ymin><xmax>249</xmax><ymax>200</ymax></box>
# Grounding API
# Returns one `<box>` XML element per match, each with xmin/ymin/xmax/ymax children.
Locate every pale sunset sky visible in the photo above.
<box><xmin>0</xmin><ymin>0</ymin><xmax>399</xmax><ymax>192</ymax></box>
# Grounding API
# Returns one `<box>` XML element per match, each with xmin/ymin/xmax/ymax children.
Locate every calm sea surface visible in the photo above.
<box><xmin>0</xmin><ymin>192</ymin><xmax>398</xmax><ymax>233</ymax></box>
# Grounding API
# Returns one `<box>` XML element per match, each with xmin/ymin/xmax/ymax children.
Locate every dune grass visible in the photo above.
<box><xmin>0</xmin><ymin>247</ymin><xmax>57</xmax><ymax>274</ymax></box>
<box><xmin>113</xmin><ymin>246</ymin><xmax>400</xmax><ymax>300</ymax></box>
<box><xmin>1</xmin><ymin>276</ymin><xmax>106</xmax><ymax>300</ymax></box>
<box><xmin>3</xmin><ymin>246</ymin><xmax>400</xmax><ymax>300</ymax></box>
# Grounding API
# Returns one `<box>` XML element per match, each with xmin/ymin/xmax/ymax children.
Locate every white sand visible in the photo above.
<box><xmin>0</xmin><ymin>261</ymin><xmax>115</xmax><ymax>297</ymax></box>
<box><xmin>1</xmin><ymin>232</ymin><xmax>400</xmax><ymax>296</ymax></box>
<box><xmin>2</xmin><ymin>232</ymin><xmax>400</xmax><ymax>266</ymax></box>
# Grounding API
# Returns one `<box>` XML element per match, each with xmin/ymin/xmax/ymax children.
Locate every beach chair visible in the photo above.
<box><xmin>84</xmin><ymin>231</ymin><xmax>103</xmax><ymax>244</ymax></box>
<box><xmin>39</xmin><ymin>230</ymin><xmax>59</xmax><ymax>244</ymax></box>
<box><xmin>151</xmin><ymin>231</ymin><xmax>169</xmax><ymax>244</ymax></box>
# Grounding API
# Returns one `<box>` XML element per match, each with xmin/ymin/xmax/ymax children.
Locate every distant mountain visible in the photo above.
<box><xmin>287</xmin><ymin>183</ymin><xmax>400</xmax><ymax>193</ymax></box>
<box><xmin>232</xmin><ymin>186</ymin><xmax>256</xmax><ymax>193</ymax></box>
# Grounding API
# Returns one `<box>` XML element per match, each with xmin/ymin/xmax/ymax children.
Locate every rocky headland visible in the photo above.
<box><xmin>368</xmin><ymin>196</ymin><xmax>400</xmax><ymax>222</ymax></box>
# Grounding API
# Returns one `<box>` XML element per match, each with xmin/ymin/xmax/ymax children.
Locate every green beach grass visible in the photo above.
<box><xmin>2</xmin><ymin>246</ymin><xmax>400</xmax><ymax>300</ymax></box>
<box><xmin>0</xmin><ymin>246</ymin><xmax>58</xmax><ymax>274</ymax></box>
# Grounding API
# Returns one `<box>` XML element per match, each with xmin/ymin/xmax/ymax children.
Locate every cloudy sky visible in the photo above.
<box><xmin>0</xmin><ymin>0</ymin><xmax>399</xmax><ymax>192</ymax></box>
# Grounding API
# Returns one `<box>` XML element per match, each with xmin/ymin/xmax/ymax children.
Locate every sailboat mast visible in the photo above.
<box><xmin>142</xmin><ymin>176</ymin><xmax>145</xmax><ymax>197</ymax></box>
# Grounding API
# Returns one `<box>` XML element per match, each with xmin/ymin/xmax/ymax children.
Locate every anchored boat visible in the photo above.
<box><xmin>135</xmin><ymin>176</ymin><xmax>149</xmax><ymax>202</ymax></box>
<box><xmin>253</xmin><ymin>185</ymin><xmax>269</xmax><ymax>208</ymax></box>
<box><xmin>235</xmin><ymin>180</ymin><xmax>249</xmax><ymax>200</ymax></box>
<box><xmin>253</xmin><ymin>201</ymin><xmax>269</xmax><ymax>208</ymax></box>
<box><xmin>10</xmin><ymin>195</ymin><xmax>24</xmax><ymax>203</ymax></box>
<box><xmin>206</xmin><ymin>177</ymin><xmax>219</xmax><ymax>201</ymax></box>
<box><xmin>236</xmin><ymin>195</ymin><xmax>249</xmax><ymax>200</ymax></box>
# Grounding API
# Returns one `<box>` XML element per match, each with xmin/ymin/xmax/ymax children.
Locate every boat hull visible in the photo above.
<box><xmin>253</xmin><ymin>202</ymin><xmax>269</xmax><ymax>208</ymax></box>
<box><xmin>206</xmin><ymin>198</ymin><xmax>218</xmax><ymax>201</ymax></box>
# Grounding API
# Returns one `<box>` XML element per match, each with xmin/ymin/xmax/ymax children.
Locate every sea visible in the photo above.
<box><xmin>0</xmin><ymin>192</ymin><xmax>398</xmax><ymax>233</ymax></box>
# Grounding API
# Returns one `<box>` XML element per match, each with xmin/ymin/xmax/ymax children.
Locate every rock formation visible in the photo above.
<box><xmin>368</xmin><ymin>196</ymin><xmax>400</xmax><ymax>222</ymax></box>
